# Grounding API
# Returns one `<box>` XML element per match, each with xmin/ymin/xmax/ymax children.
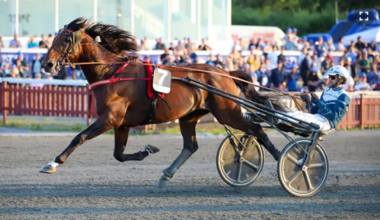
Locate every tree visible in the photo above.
<box><xmin>232</xmin><ymin>0</ymin><xmax>380</xmax><ymax>13</ymax></box>
<box><xmin>232</xmin><ymin>0</ymin><xmax>380</xmax><ymax>35</ymax></box>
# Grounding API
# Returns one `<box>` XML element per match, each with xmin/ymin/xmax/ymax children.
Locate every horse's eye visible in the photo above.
<box><xmin>64</xmin><ymin>38</ymin><xmax>70</xmax><ymax>43</ymax></box>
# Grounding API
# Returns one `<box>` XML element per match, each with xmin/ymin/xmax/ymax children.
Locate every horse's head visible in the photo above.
<box><xmin>43</xmin><ymin>17</ymin><xmax>140</xmax><ymax>76</ymax></box>
<box><xmin>42</xmin><ymin>18</ymin><xmax>87</xmax><ymax>75</ymax></box>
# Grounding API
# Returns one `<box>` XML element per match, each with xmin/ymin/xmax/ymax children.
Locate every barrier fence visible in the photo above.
<box><xmin>1</xmin><ymin>81</ymin><xmax>380</xmax><ymax>131</ymax></box>
<box><xmin>337</xmin><ymin>94</ymin><xmax>380</xmax><ymax>129</ymax></box>
<box><xmin>0</xmin><ymin>81</ymin><xmax>97</xmax><ymax>126</ymax></box>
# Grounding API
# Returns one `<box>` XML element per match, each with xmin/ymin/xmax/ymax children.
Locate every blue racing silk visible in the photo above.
<box><xmin>310</xmin><ymin>86</ymin><xmax>351</xmax><ymax>128</ymax></box>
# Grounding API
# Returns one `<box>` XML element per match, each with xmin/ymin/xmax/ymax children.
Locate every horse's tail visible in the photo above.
<box><xmin>229</xmin><ymin>70</ymin><xmax>287</xmax><ymax>111</ymax></box>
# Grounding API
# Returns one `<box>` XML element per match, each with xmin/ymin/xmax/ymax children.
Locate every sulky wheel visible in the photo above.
<box><xmin>216</xmin><ymin>132</ymin><xmax>265</xmax><ymax>187</ymax></box>
<box><xmin>277</xmin><ymin>138</ymin><xmax>329</xmax><ymax>197</ymax></box>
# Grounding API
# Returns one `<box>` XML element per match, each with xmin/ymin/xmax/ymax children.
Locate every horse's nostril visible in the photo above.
<box><xmin>45</xmin><ymin>62</ymin><xmax>54</xmax><ymax>68</ymax></box>
<box><xmin>44</xmin><ymin>62</ymin><xmax>54</xmax><ymax>72</ymax></box>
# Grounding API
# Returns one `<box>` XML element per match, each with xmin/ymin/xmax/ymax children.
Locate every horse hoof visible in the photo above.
<box><xmin>145</xmin><ymin>145</ymin><xmax>160</xmax><ymax>154</ymax></box>
<box><xmin>158</xmin><ymin>178</ymin><xmax>170</xmax><ymax>188</ymax></box>
<box><xmin>158</xmin><ymin>174</ymin><xmax>171</xmax><ymax>188</ymax></box>
<box><xmin>39</xmin><ymin>165</ymin><xmax>56</xmax><ymax>174</ymax></box>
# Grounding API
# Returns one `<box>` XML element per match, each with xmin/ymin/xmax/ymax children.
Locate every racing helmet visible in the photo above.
<box><xmin>326</xmin><ymin>65</ymin><xmax>349</xmax><ymax>86</ymax></box>
<box><xmin>326</xmin><ymin>65</ymin><xmax>349</xmax><ymax>80</ymax></box>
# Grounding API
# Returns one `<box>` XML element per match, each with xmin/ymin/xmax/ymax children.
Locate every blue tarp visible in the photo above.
<box><xmin>303</xmin><ymin>33</ymin><xmax>333</xmax><ymax>44</ymax></box>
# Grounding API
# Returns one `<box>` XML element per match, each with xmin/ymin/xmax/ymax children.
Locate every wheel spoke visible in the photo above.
<box><xmin>241</xmin><ymin>158</ymin><xmax>259</xmax><ymax>171</ymax></box>
<box><xmin>304</xmin><ymin>170</ymin><xmax>314</xmax><ymax>190</ymax></box>
<box><xmin>231</xmin><ymin>139</ymin><xmax>240</xmax><ymax>154</ymax></box>
<box><xmin>240</xmin><ymin>137</ymin><xmax>247</xmax><ymax>152</ymax></box>
<box><xmin>237</xmin><ymin>162</ymin><xmax>243</xmax><ymax>183</ymax></box>
<box><xmin>309</xmin><ymin>149</ymin><xmax>317</xmax><ymax>159</ymax></box>
<box><xmin>287</xmin><ymin>154</ymin><xmax>301</xmax><ymax>165</ymax></box>
<box><xmin>287</xmin><ymin>170</ymin><xmax>302</xmax><ymax>184</ymax></box>
<box><xmin>294</xmin><ymin>143</ymin><xmax>307</xmax><ymax>155</ymax></box>
<box><xmin>231</xmin><ymin>136</ymin><xmax>246</xmax><ymax>154</ymax></box>
<box><xmin>308</xmin><ymin>163</ymin><xmax>325</xmax><ymax>169</ymax></box>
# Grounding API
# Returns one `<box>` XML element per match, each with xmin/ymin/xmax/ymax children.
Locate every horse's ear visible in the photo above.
<box><xmin>76</xmin><ymin>18</ymin><xmax>87</xmax><ymax>24</ymax></box>
<box><xmin>76</xmin><ymin>18</ymin><xmax>88</xmax><ymax>29</ymax></box>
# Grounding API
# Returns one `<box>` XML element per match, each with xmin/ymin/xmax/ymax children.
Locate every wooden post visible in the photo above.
<box><xmin>48</xmin><ymin>85</ymin><xmax>53</xmax><ymax>116</ymax></box>
<box><xmin>0</xmin><ymin>82</ymin><xmax>2</xmax><ymax>123</ymax></box>
<box><xmin>27</xmin><ymin>85</ymin><xmax>31</xmax><ymax>115</ymax></box>
<box><xmin>58</xmin><ymin>86</ymin><xmax>62</xmax><ymax>117</ymax></box>
<box><xmin>87</xmin><ymin>85</ymin><xmax>92</xmax><ymax>126</ymax></box>
<box><xmin>3</xmin><ymin>81</ymin><xmax>8</xmax><ymax>125</ymax></box>
<box><xmin>81</xmin><ymin>87</ymin><xmax>85</xmax><ymax>118</ymax></box>
<box><xmin>360</xmin><ymin>94</ymin><xmax>365</xmax><ymax>129</ymax></box>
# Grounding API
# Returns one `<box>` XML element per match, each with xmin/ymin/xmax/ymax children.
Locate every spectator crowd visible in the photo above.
<box><xmin>1</xmin><ymin>27</ymin><xmax>380</xmax><ymax>92</ymax></box>
<box><xmin>0</xmin><ymin>33</ymin><xmax>85</xmax><ymax>81</ymax></box>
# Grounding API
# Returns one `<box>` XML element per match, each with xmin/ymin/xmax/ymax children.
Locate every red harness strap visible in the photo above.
<box><xmin>89</xmin><ymin>61</ymin><xmax>150</xmax><ymax>89</ymax></box>
<box><xmin>143</xmin><ymin>61</ymin><xmax>165</xmax><ymax>99</ymax></box>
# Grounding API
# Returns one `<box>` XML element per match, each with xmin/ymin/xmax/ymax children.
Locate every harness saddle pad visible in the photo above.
<box><xmin>142</xmin><ymin>61</ymin><xmax>165</xmax><ymax>99</ymax></box>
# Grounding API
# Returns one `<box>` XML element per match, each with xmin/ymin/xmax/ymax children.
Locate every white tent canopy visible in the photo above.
<box><xmin>343</xmin><ymin>26</ymin><xmax>380</xmax><ymax>45</ymax></box>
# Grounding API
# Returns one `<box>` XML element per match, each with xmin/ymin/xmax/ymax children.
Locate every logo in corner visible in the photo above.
<box><xmin>354</xmin><ymin>10</ymin><xmax>375</xmax><ymax>27</ymax></box>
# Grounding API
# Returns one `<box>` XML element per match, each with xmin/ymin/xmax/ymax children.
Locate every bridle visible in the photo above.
<box><xmin>50</xmin><ymin>25</ymin><xmax>82</xmax><ymax>72</ymax></box>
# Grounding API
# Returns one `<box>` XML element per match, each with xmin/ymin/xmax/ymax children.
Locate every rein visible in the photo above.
<box><xmin>169</xmin><ymin>65</ymin><xmax>307</xmax><ymax>111</ymax></box>
<box><xmin>87</xmin><ymin>60</ymin><xmax>151</xmax><ymax>89</ymax></box>
<box><xmin>52</xmin><ymin>24</ymin><xmax>307</xmax><ymax>111</ymax></box>
<box><xmin>72</xmin><ymin>61</ymin><xmax>308</xmax><ymax>111</ymax></box>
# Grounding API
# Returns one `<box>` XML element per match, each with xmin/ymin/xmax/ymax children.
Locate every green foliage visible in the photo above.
<box><xmin>232</xmin><ymin>6</ymin><xmax>346</xmax><ymax>36</ymax></box>
<box><xmin>232</xmin><ymin>0</ymin><xmax>380</xmax><ymax>12</ymax></box>
<box><xmin>232</xmin><ymin>0</ymin><xmax>380</xmax><ymax>36</ymax></box>
<box><xmin>30</xmin><ymin>123</ymin><xmax>43</xmax><ymax>131</ymax></box>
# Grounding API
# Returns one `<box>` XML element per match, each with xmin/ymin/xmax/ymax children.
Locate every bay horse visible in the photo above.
<box><xmin>40</xmin><ymin>17</ymin><xmax>288</xmax><ymax>187</ymax></box>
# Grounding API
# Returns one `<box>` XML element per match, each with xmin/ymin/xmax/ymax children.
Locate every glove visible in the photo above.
<box><xmin>311</xmin><ymin>93</ymin><xmax>319</xmax><ymax>104</ymax></box>
<box><xmin>300</xmin><ymin>93</ymin><xmax>310</xmax><ymax>102</ymax></box>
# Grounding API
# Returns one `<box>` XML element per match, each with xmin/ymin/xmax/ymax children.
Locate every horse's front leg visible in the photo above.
<box><xmin>40</xmin><ymin>110</ymin><xmax>115</xmax><ymax>174</ymax></box>
<box><xmin>113</xmin><ymin>127</ymin><xmax>160</xmax><ymax>162</ymax></box>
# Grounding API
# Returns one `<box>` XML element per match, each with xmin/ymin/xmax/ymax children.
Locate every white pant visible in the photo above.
<box><xmin>276</xmin><ymin>111</ymin><xmax>332</xmax><ymax>131</ymax></box>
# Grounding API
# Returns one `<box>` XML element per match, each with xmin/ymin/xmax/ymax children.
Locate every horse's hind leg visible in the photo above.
<box><xmin>158</xmin><ymin>110</ymin><xmax>208</xmax><ymax>187</ymax></box>
<box><xmin>212</xmin><ymin>105</ymin><xmax>280</xmax><ymax>161</ymax></box>
<box><xmin>113</xmin><ymin>127</ymin><xmax>160</xmax><ymax>162</ymax></box>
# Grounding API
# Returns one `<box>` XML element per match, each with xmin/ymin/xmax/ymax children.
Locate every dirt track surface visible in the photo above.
<box><xmin>0</xmin><ymin>130</ymin><xmax>379</xmax><ymax>219</ymax></box>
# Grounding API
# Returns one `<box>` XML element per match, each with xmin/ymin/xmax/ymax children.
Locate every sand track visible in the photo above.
<box><xmin>0</xmin><ymin>130</ymin><xmax>379</xmax><ymax>219</ymax></box>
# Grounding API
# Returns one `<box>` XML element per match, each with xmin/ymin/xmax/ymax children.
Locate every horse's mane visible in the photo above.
<box><xmin>66</xmin><ymin>17</ymin><xmax>139</xmax><ymax>57</ymax></box>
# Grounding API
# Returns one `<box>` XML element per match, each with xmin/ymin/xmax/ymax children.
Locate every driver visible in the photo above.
<box><xmin>266</xmin><ymin>65</ymin><xmax>351</xmax><ymax>131</ymax></box>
